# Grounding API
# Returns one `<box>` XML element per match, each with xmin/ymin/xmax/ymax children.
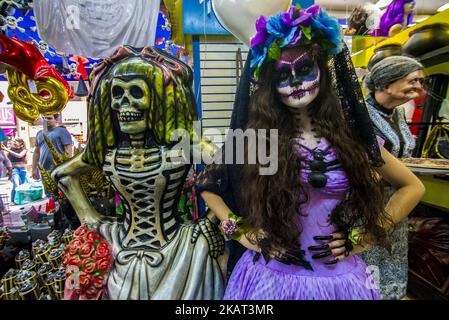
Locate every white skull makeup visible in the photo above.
<box><xmin>111</xmin><ymin>78</ymin><xmax>150</xmax><ymax>134</ymax></box>
<box><xmin>275</xmin><ymin>49</ymin><xmax>321</xmax><ymax>109</ymax></box>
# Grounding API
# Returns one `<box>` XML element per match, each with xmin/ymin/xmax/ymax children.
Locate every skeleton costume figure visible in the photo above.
<box><xmin>52</xmin><ymin>46</ymin><xmax>227</xmax><ymax>300</ymax></box>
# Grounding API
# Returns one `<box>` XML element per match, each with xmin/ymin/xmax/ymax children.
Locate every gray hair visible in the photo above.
<box><xmin>364</xmin><ymin>56</ymin><xmax>424</xmax><ymax>92</ymax></box>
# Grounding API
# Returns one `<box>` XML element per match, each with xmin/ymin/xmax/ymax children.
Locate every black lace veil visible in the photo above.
<box><xmin>196</xmin><ymin>42</ymin><xmax>383</xmax><ymax>272</ymax></box>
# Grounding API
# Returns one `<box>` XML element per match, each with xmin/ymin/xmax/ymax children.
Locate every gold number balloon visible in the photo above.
<box><xmin>7</xmin><ymin>68</ymin><xmax>69</xmax><ymax>123</ymax></box>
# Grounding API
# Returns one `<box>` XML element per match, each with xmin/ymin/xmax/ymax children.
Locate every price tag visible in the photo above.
<box><xmin>27</xmin><ymin>80</ymin><xmax>38</xmax><ymax>94</ymax></box>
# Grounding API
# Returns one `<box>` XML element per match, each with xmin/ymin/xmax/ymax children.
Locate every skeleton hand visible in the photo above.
<box><xmin>51</xmin><ymin>153</ymin><xmax>104</xmax><ymax>226</ymax></box>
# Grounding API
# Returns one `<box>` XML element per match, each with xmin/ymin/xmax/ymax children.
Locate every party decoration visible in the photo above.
<box><xmin>1</xmin><ymin>229</ymin><xmax>70</xmax><ymax>300</ymax></box>
<box><xmin>1</xmin><ymin>4</ymin><xmax>181</xmax><ymax>83</ymax></box>
<box><xmin>0</xmin><ymin>35</ymin><xmax>72</xmax><ymax>122</ymax></box>
<box><xmin>344</xmin><ymin>3</ymin><xmax>381</xmax><ymax>36</ymax></box>
<box><xmin>212</xmin><ymin>0</ymin><xmax>291</xmax><ymax>47</ymax></box>
<box><xmin>51</xmin><ymin>46</ymin><xmax>227</xmax><ymax>300</ymax></box>
<box><xmin>70</xmin><ymin>55</ymin><xmax>89</xmax><ymax>97</ymax></box>
<box><xmin>62</xmin><ymin>225</ymin><xmax>111</xmax><ymax>300</ymax></box>
<box><xmin>161</xmin><ymin>0</ymin><xmax>193</xmax><ymax>61</ymax></box>
<box><xmin>6</xmin><ymin>68</ymin><xmax>69</xmax><ymax>122</ymax></box>
<box><xmin>0</xmin><ymin>35</ymin><xmax>69</xmax><ymax>88</ymax></box>
<box><xmin>163</xmin><ymin>0</ymin><xmax>184</xmax><ymax>46</ymax></box>
<box><xmin>250</xmin><ymin>4</ymin><xmax>343</xmax><ymax>80</ymax></box>
<box><xmin>33</xmin><ymin>0</ymin><xmax>161</xmax><ymax>58</ymax></box>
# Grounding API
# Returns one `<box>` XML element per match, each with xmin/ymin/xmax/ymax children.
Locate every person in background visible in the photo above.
<box><xmin>32</xmin><ymin>114</ymin><xmax>73</xmax><ymax>180</ymax></box>
<box><xmin>2</xmin><ymin>138</ymin><xmax>28</xmax><ymax>205</ymax></box>
<box><xmin>0</xmin><ymin>148</ymin><xmax>12</xmax><ymax>180</ymax></box>
<box><xmin>0</xmin><ymin>127</ymin><xmax>12</xmax><ymax>179</ymax></box>
<box><xmin>365</xmin><ymin>56</ymin><xmax>424</xmax><ymax>158</ymax></box>
<box><xmin>362</xmin><ymin>55</ymin><xmax>425</xmax><ymax>300</ymax></box>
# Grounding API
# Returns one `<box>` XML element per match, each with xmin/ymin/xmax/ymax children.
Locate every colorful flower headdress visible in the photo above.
<box><xmin>250</xmin><ymin>5</ymin><xmax>343</xmax><ymax>80</ymax></box>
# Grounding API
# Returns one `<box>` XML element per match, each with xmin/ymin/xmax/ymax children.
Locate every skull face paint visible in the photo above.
<box><xmin>275</xmin><ymin>48</ymin><xmax>320</xmax><ymax>109</ymax></box>
<box><xmin>111</xmin><ymin>78</ymin><xmax>150</xmax><ymax>135</ymax></box>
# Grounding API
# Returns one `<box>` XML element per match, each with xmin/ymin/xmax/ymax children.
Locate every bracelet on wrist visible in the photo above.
<box><xmin>220</xmin><ymin>212</ymin><xmax>248</xmax><ymax>241</ymax></box>
<box><xmin>348</xmin><ymin>229</ymin><xmax>363</xmax><ymax>246</ymax></box>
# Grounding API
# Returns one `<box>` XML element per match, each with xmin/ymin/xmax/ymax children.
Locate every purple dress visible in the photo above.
<box><xmin>223</xmin><ymin>139</ymin><xmax>381</xmax><ymax>300</ymax></box>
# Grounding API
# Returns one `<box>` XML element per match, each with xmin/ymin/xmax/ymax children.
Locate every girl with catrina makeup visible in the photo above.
<box><xmin>197</xmin><ymin>5</ymin><xmax>425</xmax><ymax>300</ymax></box>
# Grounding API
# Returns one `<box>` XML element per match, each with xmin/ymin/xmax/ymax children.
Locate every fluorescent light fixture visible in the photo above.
<box><xmin>437</xmin><ymin>3</ymin><xmax>449</xmax><ymax>12</ymax></box>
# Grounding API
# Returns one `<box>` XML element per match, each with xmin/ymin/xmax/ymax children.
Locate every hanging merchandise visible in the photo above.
<box><xmin>372</xmin><ymin>0</ymin><xmax>416</xmax><ymax>37</ymax></box>
<box><xmin>75</xmin><ymin>78</ymin><xmax>88</xmax><ymax>97</ymax></box>
<box><xmin>0</xmin><ymin>127</ymin><xmax>7</xmax><ymax>142</ymax></box>
<box><xmin>1</xmin><ymin>4</ymin><xmax>177</xmax><ymax>83</ymax></box>
<box><xmin>422</xmin><ymin>123</ymin><xmax>449</xmax><ymax>159</ymax></box>
<box><xmin>70</xmin><ymin>55</ymin><xmax>89</xmax><ymax>97</ymax></box>
<box><xmin>439</xmin><ymin>99</ymin><xmax>449</xmax><ymax>120</ymax></box>
<box><xmin>62</xmin><ymin>225</ymin><xmax>111</xmax><ymax>300</ymax></box>
<box><xmin>163</xmin><ymin>0</ymin><xmax>183</xmax><ymax>46</ymax></box>
<box><xmin>32</xmin><ymin>0</ymin><xmax>161</xmax><ymax>58</ymax></box>
<box><xmin>0</xmin><ymin>35</ymin><xmax>72</xmax><ymax>123</ymax></box>
<box><xmin>344</xmin><ymin>3</ymin><xmax>381</xmax><ymax>36</ymax></box>
<box><xmin>161</xmin><ymin>0</ymin><xmax>193</xmax><ymax>61</ymax></box>
<box><xmin>211</xmin><ymin>0</ymin><xmax>291</xmax><ymax>47</ymax></box>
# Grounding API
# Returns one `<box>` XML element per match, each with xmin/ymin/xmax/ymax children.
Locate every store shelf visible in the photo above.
<box><xmin>418</xmin><ymin>175</ymin><xmax>449</xmax><ymax>211</ymax></box>
<box><xmin>418</xmin><ymin>44</ymin><xmax>449</xmax><ymax>68</ymax></box>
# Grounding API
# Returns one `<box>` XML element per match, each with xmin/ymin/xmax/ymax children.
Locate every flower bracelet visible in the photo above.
<box><xmin>220</xmin><ymin>212</ymin><xmax>248</xmax><ymax>241</ymax></box>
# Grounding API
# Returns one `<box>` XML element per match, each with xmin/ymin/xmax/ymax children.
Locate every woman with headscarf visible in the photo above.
<box><xmin>361</xmin><ymin>55</ymin><xmax>425</xmax><ymax>299</ymax></box>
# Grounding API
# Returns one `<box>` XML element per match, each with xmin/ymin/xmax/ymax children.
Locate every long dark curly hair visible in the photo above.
<box><xmin>240</xmin><ymin>47</ymin><xmax>392</xmax><ymax>256</ymax></box>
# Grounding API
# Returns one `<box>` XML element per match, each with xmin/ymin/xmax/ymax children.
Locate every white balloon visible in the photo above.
<box><xmin>212</xmin><ymin>0</ymin><xmax>292</xmax><ymax>47</ymax></box>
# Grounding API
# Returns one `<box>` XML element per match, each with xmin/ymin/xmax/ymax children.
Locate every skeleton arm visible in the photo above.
<box><xmin>189</xmin><ymin>135</ymin><xmax>227</xmax><ymax>257</ymax></box>
<box><xmin>51</xmin><ymin>152</ymin><xmax>104</xmax><ymax>226</ymax></box>
<box><xmin>190</xmin><ymin>134</ymin><xmax>220</xmax><ymax>226</ymax></box>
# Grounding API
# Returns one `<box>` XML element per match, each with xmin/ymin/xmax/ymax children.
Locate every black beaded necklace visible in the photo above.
<box><xmin>298</xmin><ymin>143</ymin><xmax>341</xmax><ymax>189</ymax></box>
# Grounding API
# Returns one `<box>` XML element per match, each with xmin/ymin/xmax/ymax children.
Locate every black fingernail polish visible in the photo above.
<box><xmin>312</xmin><ymin>250</ymin><xmax>332</xmax><ymax>259</ymax></box>
<box><xmin>325</xmin><ymin>259</ymin><xmax>339</xmax><ymax>265</ymax></box>
<box><xmin>308</xmin><ymin>244</ymin><xmax>330</xmax><ymax>251</ymax></box>
<box><xmin>314</xmin><ymin>235</ymin><xmax>333</xmax><ymax>241</ymax></box>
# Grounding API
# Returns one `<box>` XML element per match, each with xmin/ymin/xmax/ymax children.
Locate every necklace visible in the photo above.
<box><xmin>297</xmin><ymin>143</ymin><xmax>341</xmax><ymax>189</ymax></box>
<box><xmin>294</xmin><ymin>112</ymin><xmax>322</xmax><ymax>147</ymax></box>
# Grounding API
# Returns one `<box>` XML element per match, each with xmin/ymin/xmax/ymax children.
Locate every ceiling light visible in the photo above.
<box><xmin>437</xmin><ymin>3</ymin><xmax>449</xmax><ymax>12</ymax></box>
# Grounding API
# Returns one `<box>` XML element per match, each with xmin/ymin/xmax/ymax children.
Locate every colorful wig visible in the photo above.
<box><xmin>377</xmin><ymin>0</ymin><xmax>415</xmax><ymax>36</ymax></box>
<box><xmin>82</xmin><ymin>46</ymin><xmax>197</xmax><ymax>167</ymax></box>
